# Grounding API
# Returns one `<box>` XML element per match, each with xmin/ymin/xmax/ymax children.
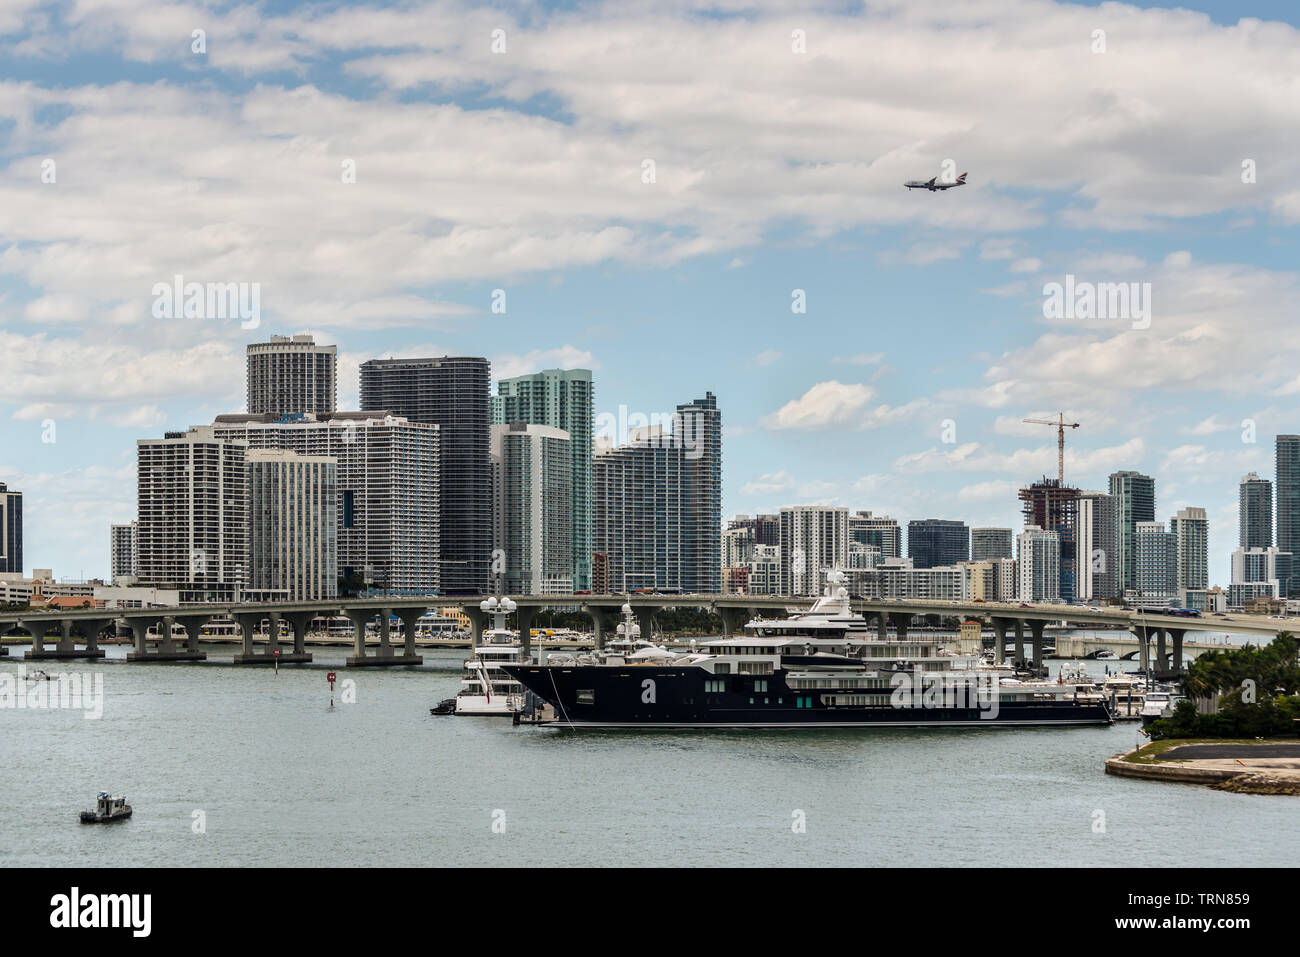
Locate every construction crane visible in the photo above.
<box><xmin>1023</xmin><ymin>413</ymin><xmax>1080</xmax><ymax>485</ymax></box>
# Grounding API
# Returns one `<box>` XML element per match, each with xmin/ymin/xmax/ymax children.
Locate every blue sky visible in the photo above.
<box><xmin>1</xmin><ymin>0</ymin><xmax>1299</xmax><ymax>586</ymax></box>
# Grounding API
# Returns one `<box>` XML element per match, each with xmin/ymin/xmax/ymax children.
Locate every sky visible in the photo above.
<box><xmin>1</xmin><ymin>0</ymin><xmax>1299</xmax><ymax>587</ymax></box>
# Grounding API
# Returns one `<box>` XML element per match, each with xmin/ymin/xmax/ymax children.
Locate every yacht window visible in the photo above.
<box><xmin>715</xmin><ymin>662</ymin><xmax>731</xmax><ymax>674</ymax></box>
<box><xmin>576</xmin><ymin>689</ymin><xmax>595</xmax><ymax>705</ymax></box>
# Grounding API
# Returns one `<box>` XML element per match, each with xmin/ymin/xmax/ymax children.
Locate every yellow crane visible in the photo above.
<box><xmin>1023</xmin><ymin>413</ymin><xmax>1080</xmax><ymax>485</ymax></box>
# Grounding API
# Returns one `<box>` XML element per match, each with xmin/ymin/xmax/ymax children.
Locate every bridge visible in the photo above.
<box><xmin>0</xmin><ymin>594</ymin><xmax>1287</xmax><ymax>679</ymax></box>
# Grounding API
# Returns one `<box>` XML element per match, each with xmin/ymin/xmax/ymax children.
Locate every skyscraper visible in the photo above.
<box><xmin>0</xmin><ymin>482</ymin><xmax>22</xmax><ymax>576</ymax></box>
<box><xmin>850</xmin><ymin>511</ymin><xmax>901</xmax><ymax>559</ymax></box>
<box><xmin>1239</xmin><ymin>472</ymin><xmax>1273</xmax><ymax>549</ymax></box>
<box><xmin>971</xmin><ymin>527</ymin><xmax>1013</xmax><ymax>561</ymax></box>
<box><xmin>1108</xmin><ymin>470</ymin><xmax>1155</xmax><ymax>594</ymax></box>
<box><xmin>907</xmin><ymin>519</ymin><xmax>969</xmax><ymax>569</ymax></box>
<box><xmin>246</xmin><ymin>334</ymin><xmax>337</xmax><ymax>417</ymax></box>
<box><xmin>779</xmin><ymin>505</ymin><xmax>849</xmax><ymax>596</ymax></box>
<box><xmin>110</xmin><ymin>521</ymin><xmax>138</xmax><ymax>583</ymax></box>
<box><xmin>1017</xmin><ymin>526</ymin><xmax>1060</xmax><ymax>601</ymax></box>
<box><xmin>1170</xmin><ymin>506</ymin><xmax>1208</xmax><ymax>593</ymax></box>
<box><xmin>490</xmin><ymin>422</ymin><xmax>574</xmax><ymax>595</ymax></box>
<box><xmin>1019</xmin><ymin>479</ymin><xmax>1080</xmax><ymax>603</ymax></box>
<box><xmin>1276</xmin><ymin>435</ymin><xmax>1300</xmax><ymax>596</ymax></box>
<box><xmin>246</xmin><ymin>449</ymin><xmax>338</xmax><ymax>602</ymax></box>
<box><xmin>137</xmin><ymin>427</ymin><xmax>248</xmax><ymax>603</ymax></box>
<box><xmin>1134</xmin><ymin>520</ymin><xmax>1178</xmax><ymax>601</ymax></box>
<box><xmin>493</xmin><ymin>369</ymin><xmax>593</xmax><ymax>590</ymax></box>
<box><xmin>212</xmin><ymin>412</ymin><xmax>440</xmax><ymax>595</ymax></box>
<box><xmin>592</xmin><ymin>393</ymin><xmax>722</xmax><ymax>594</ymax></box>
<box><xmin>360</xmin><ymin>356</ymin><xmax>491</xmax><ymax>594</ymax></box>
<box><xmin>1077</xmin><ymin>490</ymin><xmax>1117</xmax><ymax>600</ymax></box>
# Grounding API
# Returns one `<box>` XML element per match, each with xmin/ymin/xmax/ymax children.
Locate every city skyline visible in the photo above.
<box><xmin>2</xmin><ymin>1</ymin><xmax>1300</xmax><ymax>588</ymax></box>
<box><xmin>7</xmin><ymin>329</ymin><xmax>1300</xmax><ymax>594</ymax></box>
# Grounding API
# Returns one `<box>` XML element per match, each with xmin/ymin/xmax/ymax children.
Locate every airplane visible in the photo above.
<box><xmin>904</xmin><ymin>172</ymin><xmax>968</xmax><ymax>191</ymax></box>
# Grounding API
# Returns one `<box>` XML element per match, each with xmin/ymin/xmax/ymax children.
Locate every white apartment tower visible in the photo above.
<box><xmin>779</xmin><ymin>505</ymin><xmax>849</xmax><ymax>596</ymax></box>
<box><xmin>211</xmin><ymin>412</ymin><xmax>439</xmax><ymax>595</ymax></box>
<box><xmin>490</xmin><ymin>422</ymin><xmax>574</xmax><ymax>595</ymax></box>
<box><xmin>246</xmin><ymin>334</ymin><xmax>337</xmax><ymax>417</ymax></box>
<box><xmin>136</xmin><ymin>427</ymin><xmax>248</xmax><ymax>602</ymax></box>
<box><xmin>247</xmin><ymin>449</ymin><xmax>339</xmax><ymax>602</ymax></box>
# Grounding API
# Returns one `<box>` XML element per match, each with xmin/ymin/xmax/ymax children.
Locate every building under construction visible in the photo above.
<box><xmin>1019</xmin><ymin>478</ymin><xmax>1080</xmax><ymax>603</ymax></box>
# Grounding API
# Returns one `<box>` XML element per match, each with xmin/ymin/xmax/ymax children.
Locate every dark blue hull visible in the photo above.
<box><xmin>503</xmin><ymin>665</ymin><xmax>1112</xmax><ymax>728</ymax></box>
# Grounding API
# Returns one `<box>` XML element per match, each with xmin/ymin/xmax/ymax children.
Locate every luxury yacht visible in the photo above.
<box><xmin>506</xmin><ymin>572</ymin><xmax>1113</xmax><ymax>729</ymax></box>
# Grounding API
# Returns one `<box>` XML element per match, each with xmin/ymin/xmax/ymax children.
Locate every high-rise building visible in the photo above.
<box><xmin>493</xmin><ymin>369</ymin><xmax>593</xmax><ymax>590</ymax></box>
<box><xmin>246</xmin><ymin>449</ymin><xmax>338</xmax><ymax>602</ymax></box>
<box><xmin>971</xmin><ymin>527</ymin><xmax>1013</xmax><ymax>561</ymax></box>
<box><xmin>779</xmin><ymin>506</ymin><xmax>849</xmax><ymax>596</ymax></box>
<box><xmin>0</xmin><ymin>482</ymin><xmax>22</xmax><ymax>576</ymax></box>
<box><xmin>1019</xmin><ymin>479</ymin><xmax>1080</xmax><ymax>603</ymax></box>
<box><xmin>849</xmin><ymin>511</ymin><xmax>901</xmax><ymax>559</ymax></box>
<box><xmin>1239</xmin><ymin>472</ymin><xmax>1273</xmax><ymax>549</ymax></box>
<box><xmin>1108</xmin><ymin>470</ymin><xmax>1155</xmax><ymax>594</ymax></box>
<box><xmin>246</xmin><ymin>334</ymin><xmax>337</xmax><ymax>417</ymax></box>
<box><xmin>1077</xmin><ymin>490</ymin><xmax>1117</xmax><ymax>600</ymax></box>
<box><xmin>907</xmin><ymin>519</ymin><xmax>969</xmax><ymax>569</ymax></box>
<box><xmin>212</xmin><ymin>412</ymin><xmax>440</xmax><ymax>595</ymax></box>
<box><xmin>490</xmin><ymin>422</ymin><xmax>574</xmax><ymax>595</ymax></box>
<box><xmin>1133</xmin><ymin>520</ymin><xmax>1178</xmax><ymax>601</ymax></box>
<box><xmin>1230</xmin><ymin>545</ymin><xmax>1294</xmax><ymax>602</ymax></box>
<box><xmin>1170</xmin><ymin>506</ymin><xmax>1208</xmax><ymax>593</ymax></box>
<box><xmin>110</xmin><ymin>521</ymin><xmax>138</xmax><ymax>583</ymax></box>
<box><xmin>360</xmin><ymin>356</ymin><xmax>491</xmax><ymax>594</ymax></box>
<box><xmin>729</xmin><ymin>513</ymin><xmax>781</xmax><ymax>547</ymax></box>
<box><xmin>723</xmin><ymin>521</ymin><xmax>756</xmax><ymax>569</ymax></box>
<box><xmin>592</xmin><ymin>394</ymin><xmax>722</xmax><ymax>594</ymax></box>
<box><xmin>1017</xmin><ymin>526</ymin><xmax>1060</xmax><ymax>601</ymax></box>
<box><xmin>137</xmin><ymin>427</ymin><xmax>248</xmax><ymax>603</ymax></box>
<box><xmin>1276</xmin><ymin>435</ymin><xmax>1300</xmax><ymax>596</ymax></box>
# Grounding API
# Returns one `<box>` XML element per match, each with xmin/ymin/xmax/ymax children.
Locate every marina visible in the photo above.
<box><xmin>2</xmin><ymin>642</ymin><xmax>1296</xmax><ymax>868</ymax></box>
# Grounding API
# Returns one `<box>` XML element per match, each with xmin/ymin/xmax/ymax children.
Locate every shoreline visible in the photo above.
<box><xmin>1105</xmin><ymin>739</ymin><xmax>1300</xmax><ymax>795</ymax></box>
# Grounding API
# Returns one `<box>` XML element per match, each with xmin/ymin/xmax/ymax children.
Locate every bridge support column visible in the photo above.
<box><xmin>635</xmin><ymin>605</ymin><xmax>656</xmax><ymax>644</ymax></box>
<box><xmin>1155</xmin><ymin>627</ymin><xmax>1167</xmax><ymax>676</ymax></box>
<box><xmin>717</xmin><ymin>606</ymin><xmax>749</xmax><ymax>637</ymax></box>
<box><xmin>464</xmin><ymin>607</ymin><xmax>487</xmax><ymax>646</ymax></box>
<box><xmin>992</xmin><ymin>618</ymin><xmax>1009</xmax><ymax>664</ymax></box>
<box><xmin>889</xmin><ymin>612</ymin><xmax>910</xmax><ymax>641</ymax></box>
<box><xmin>1169</xmin><ymin>628</ymin><xmax>1185</xmax><ymax>675</ymax></box>
<box><xmin>1028</xmin><ymin>619</ymin><xmax>1046</xmax><ymax>675</ymax></box>
<box><xmin>281</xmin><ymin>611</ymin><xmax>317</xmax><ymax>661</ymax></box>
<box><xmin>582</xmin><ymin>605</ymin><xmax>618</xmax><ymax>650</ymax></box>
<box><xmin>1013</xmin><ymin>619</ymin><xmax>1025</xmax><ymax>667</ymax></box>
<box><xmin>233</xmin><ymin>610</ymin><xmax>309</xmax><ymax>664</ymax></box>
<box><xmin>127</xmin><ymin>616</ymin><xmax>205</xmax><ymax>662</ymax></box>
<box><xmin>395</xmin><ymin>608</ymin><xmax>425</xmax><ymax>661</ymax></box>
<box><xmin>346</xmin><ymin>606</ymin><xmax>421</xmax><ymax>667</ymax></box>
<box><xmin>516</xmin><ymin>606</ymin><xmax>535</xmax><ymax>661</ymax></box>
<box><xmin>1137</xmin><ymin>626</ymin><xmax>1149</xmax><ymax>674</ymax></box>
<box><xmin>25</xmin><ymin>618</ymin><xmax>110</xmax><ymax>660</ymax></box>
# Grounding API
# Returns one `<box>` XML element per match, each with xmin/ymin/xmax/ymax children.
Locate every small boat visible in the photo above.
<box><xmin>26</xmin><ymin>669</ymin><xmax>52</xmax><ymax>682</ymax></box>
<box><xmin>80</xmin><ymin>792</ymin><xmax>132</xmax><ymax>824</ymax></box>
<box><xmin>429</xmin><ymin>698</ymin><xmax>457</xmax><ymax>715</ymax></box>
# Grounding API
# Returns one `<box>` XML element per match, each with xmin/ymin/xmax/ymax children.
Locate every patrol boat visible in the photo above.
<box><xmin>505</xmin><ymin>572</ymin><xmax>1112</xmax><ymax>729</ymax></box>
<box><xmin>80</xmin><ymin>792</ymin><xmax>132</xmax><ymax>823</ymax></box>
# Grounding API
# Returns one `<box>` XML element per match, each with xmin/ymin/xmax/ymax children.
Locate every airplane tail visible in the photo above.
<box><xmin>956</xmin><ymin>172</ymin><xmax>968</xmax><ymax>184</ymax></box>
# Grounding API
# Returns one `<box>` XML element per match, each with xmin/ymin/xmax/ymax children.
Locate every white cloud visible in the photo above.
<box><xmin>754</xmin><ymin>349</ymin><xmax>782</xmax><ymax>367</ymax></box>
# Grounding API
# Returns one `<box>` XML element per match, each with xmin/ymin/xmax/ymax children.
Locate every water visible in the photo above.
<box><xmin>3</xmin><ymin>641</ymin><xmax>1295</xmax><ymax>867</ymax></box>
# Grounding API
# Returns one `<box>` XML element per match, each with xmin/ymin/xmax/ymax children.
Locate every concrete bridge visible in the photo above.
<box><xmin>0</xmin><ymin>594</ymin><xmax>1289</xmax><ymax>678</ymax></box>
